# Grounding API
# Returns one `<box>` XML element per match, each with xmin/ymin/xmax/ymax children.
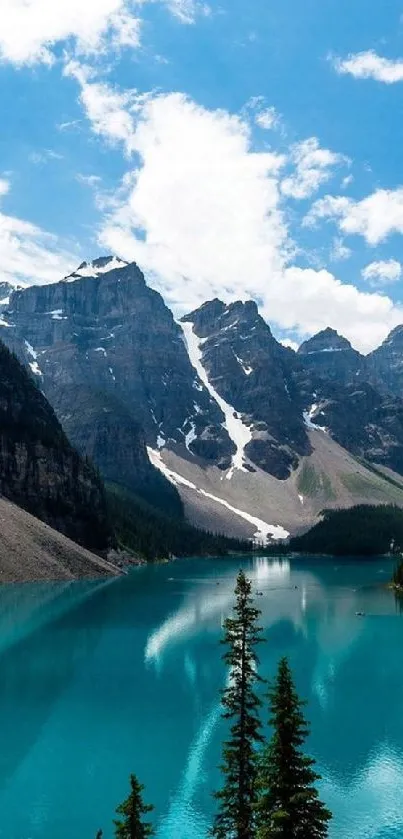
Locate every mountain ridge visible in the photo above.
<box><xmin>3</xmin><ymin>255</ymin><xmax>403</xmax><ymax>539</ymax></box>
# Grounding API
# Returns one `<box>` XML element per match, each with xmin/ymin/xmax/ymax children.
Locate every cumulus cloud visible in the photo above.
<box><xmin>0</xmin><ymin>180</ymin><xmax>76</xmax><ymax>285</ymax></box>
<box><xmin>333</xmin><ymin>50</ymin><xmax>403</xmax><ymax>83</ymax></box>
<box><xmin>0</xmin><ymin>0</ymin><xmax>208</xmax><ymax>65</ymax></box>
<box><xmin>64</xmin><ymin>60</ymin><xmax>141</xmax><ymax>153</ymax></box>
<box><xmin>281</xmin><ymin>138</ymin><xmax>348</xmax><ymax>200</ymax></box>
<box><xmin>362</xmin><ymin>259</ymin><xmax>402</xmax><ymax>286</ymax></box>
<box><xmin>305</xmin><ymin>188</ymin><xmax>403</xmax><ymax>245</ymax></box>
<box><xmin>65</xmin><ymin>71</ymin><xmax>403</xmax><ymax>352</ymax></box>
<box><xmin>0</xmin><ymin>0</ymin><xmax>142</xmax><ymax>65</ymax></box>
<box><xmin>279</xmin><ymin>338</ymin><xmax>299</xmax><ymax>352</ymax></box>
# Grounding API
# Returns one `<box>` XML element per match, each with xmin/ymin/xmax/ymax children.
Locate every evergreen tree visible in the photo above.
<box><xmin>256</xmin><ymin>657</ymin><xmax>331</xmax><ymax>839</ymax></box>
<box><xmin>211</xmin><ymin>569</ymin><xmax>264</xmax><ymax>839</ymax></box>
<box><xmin>95</xmin><ymin>831</ymin><xmax>103</xmax><ymax>839</ymax></box>
<box><xmin>114</xmin><ymin>774</ymin><xmax>154</xmax><ymax>839</ymax></box>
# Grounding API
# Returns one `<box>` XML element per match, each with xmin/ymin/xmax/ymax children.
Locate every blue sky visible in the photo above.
<box><xmin>1</xmin><ymin>0</ymin><xmax>403</xmax><ymax>351</ymax></box>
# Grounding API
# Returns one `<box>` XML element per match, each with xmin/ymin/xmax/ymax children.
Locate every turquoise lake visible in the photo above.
<box><xmin>0</xmin><ymin>555</ymin><xmax>402</xmax><ymax>838</ymax></box>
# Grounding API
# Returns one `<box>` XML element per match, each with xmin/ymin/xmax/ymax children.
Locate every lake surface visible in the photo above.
<box><xmin>0</xmin><ymin>555</ymin><xmax>402</xmax><ymax>838</ymax></box>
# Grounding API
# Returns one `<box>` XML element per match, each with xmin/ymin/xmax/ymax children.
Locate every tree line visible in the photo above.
<box><xmin>94</xmin><ymin>570</ymin><xmax>331</xmax><ymax>838</ymax></box>
<box><xmin>289</xmin><ymin>503</ymin><xmax>403</xmax><ymax>557</ymax></box>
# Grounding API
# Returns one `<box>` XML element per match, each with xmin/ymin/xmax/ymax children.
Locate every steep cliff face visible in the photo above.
<box><xmin>182</xmin><ymin>299</ymin><xmax>311</xmax><ymax>479</ymax></box>
<box><xmin>367</xmin><ymin>326</ymin><xmax>403</xmax><ymax>397</ymax></box>
<box><xmin>0</xmin><ymin>340</ymin><xmax>110</xmax><ymax>552</ymax></box>
<box><xmin>295</xmin><ymin>328</ymin><xmax>403</xmax><ymax>475</ymax></box>
<box><xmin>298</xmin><ymin>327</ymin><xmax>364</xmax><ymax>386</ymax></box>
<box><xmin>1</xmin><ymin>258</ymin><xmax>232</xmax><ymax>497</ymax></box>
<box><xmin>4</xmin><ymin>255</ymin><xmax>403</xmax><ymax>542</ymax></box>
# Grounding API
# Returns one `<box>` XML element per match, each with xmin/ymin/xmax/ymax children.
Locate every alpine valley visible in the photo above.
<box><xmin>2</xmin><ymin>254</ymin><xmax>403</xmax><ymax>549</ymax></box>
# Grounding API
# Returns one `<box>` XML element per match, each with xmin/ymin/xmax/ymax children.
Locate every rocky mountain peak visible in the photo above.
<box><xmin>63</xmin><ymin>255</ymin><xmax>129</xmax><ymax>283</ymax></box>
<box><xmin>381</xmin><ymin>324</ymin><xmax>403</xmax><ymax>349</ymax></box>
<box><xmin>366</xmin><ymin>324</ymin><xmax>403</xmax><ymax>398</ymax></box>
<box><xmin>298</xmin><ymin>327</ymin><xmax>353</xmax><ymax>355</ymax></box>
<box><xmin>184</xmin><ymin>297</ymin><xmax>264</xmax><ymax>342</ymax></box>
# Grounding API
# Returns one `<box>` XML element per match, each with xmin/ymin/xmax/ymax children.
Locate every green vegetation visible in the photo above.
<box><xmin>106</xmin><ymin>482</ymin><xmax>251</xmax><ymax>560</ymax></box>
<box><xmin>340</xmin><ymin>472</ymin><xmax>375</xmax><ymax>496</ymax></box>
<box><xmin>211</xmin><ymin>570</ymin><xmax>263</xmax><ymax>839</ymax></box>
<box><xmin>297</xmin><ymin>464</ymin><xmax>321</xmax><ymax>497</ymax></box>
<box><xmin>256</xmin><ymin>658</ymin><xmax>331</xmax><ymax>839</ymax></box>
<box><xmin>289</xmin><ymin>504</ymin><xmax>403</xmax><ymax>556</ymax></box>
<box><xmin>114</xmin><ymin>775</ymin><xmax>154</xmax><ymax>838</ymax></box>
<box><xmin>297</xmin><ymin>464</ymin><xmax>335</xmax><ymax>501</ymax></box>
<box><xmin>355</xmin><ymin>458</ymin><xmax>403</xmax><ymax>494</ymax></box>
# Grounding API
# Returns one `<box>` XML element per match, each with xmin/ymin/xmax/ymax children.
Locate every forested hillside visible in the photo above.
<box><xmin>289</xmin><ymin>505</ymin><xmax>403</xmax><ymax>556</ymax></box>
<box><xmin>107</xmin><ymin>483</ymin><xmax>250</xmax><ymax>560</ymax></box>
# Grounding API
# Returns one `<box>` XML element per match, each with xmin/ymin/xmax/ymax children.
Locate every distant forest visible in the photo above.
<box><xmin>106</xmin><ymin>482</ymin><xmax>251</xmax><ymax>560</ymax></box>
<box><xmin>289</xmin><ymin>504</ymin><xmax>403</xmax><ymax>556</ymax></box>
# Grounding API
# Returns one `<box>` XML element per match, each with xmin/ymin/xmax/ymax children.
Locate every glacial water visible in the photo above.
<box><xmin>0</xmin><ymin>556</ymin><xmax>402</xmax><ymax>838</ymax></box>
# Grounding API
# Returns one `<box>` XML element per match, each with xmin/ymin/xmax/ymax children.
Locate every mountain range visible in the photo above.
<box><xmin>2</xmin><ymin>255</ymin><xmax>403</xmax><ymax>543</ymax></box>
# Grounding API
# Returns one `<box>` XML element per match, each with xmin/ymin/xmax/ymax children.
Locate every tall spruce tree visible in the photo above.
<box><xmin>114</xmin><ymin>774</ymin><xmax>155</xmax><ymax>839</ymax></box>
<box><xmin>211</xmin><ymin>569</ymin><xmax>264</xmax><ymax>839</ymax></box>
<box><xmin>256</xmin><ymin>657</ymin><xmax>331</xmax><ymax>839</ymax></box>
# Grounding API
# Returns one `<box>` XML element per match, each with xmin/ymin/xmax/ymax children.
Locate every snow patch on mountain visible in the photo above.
<box><xmin>234</xmin><ymin>352</ymin><xmax>253</xmax><ymax>375</ymax></box>
<box><xmin>305</xmin><ymin>347</ymin><xmax>347</xmax><ymax>355</ymax></box>
<box><xmin>303</xmin><ymin>404</ymin><xmax>328</xmax><ymax>433</ymax></box>
<box><xmin>24</xmin><ymin>341</ymin><xmax>37</xmax><ymax>360</ymax></box>
<box><xmin>147</xmin><ymin>447</ymin><xmax>289</xmax><ymax>542</ymax></box>
<box><xmin>184</xmin><ymin>421</ymin><xmax>197</xmax><ymax>453</ymax></box>
<box><xmin>181</xmin><ymin>321</ymin><xmax>252</xmax><ymax>478</ymax></box>
<box><xmin>64</xmin><ymin>256</ymin><xmax>128</xmax><ymax>283</ymax></box>
<box><xmin>29</xmin><ymin>361</ymin><xmax>42</xmax><ymax>376</ymax></box>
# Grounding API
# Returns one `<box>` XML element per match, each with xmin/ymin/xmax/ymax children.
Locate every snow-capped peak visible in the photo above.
<box><xmin>64</xmin><ymin>256</ymin><xmax>128</xmax><ymax>283</ymax></box>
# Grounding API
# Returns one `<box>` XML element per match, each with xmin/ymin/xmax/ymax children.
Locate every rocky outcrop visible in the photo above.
<box><xmin>298</xmin><ymin>327</ymin><xmax>364</xmax><ymax>385</ymax></box>
<box><xmin>0</xmin><ymin>340</ymin><xmax>110</xmax><ymax>552</ymax></box>
<box><xmin>183</xmin><ymin>299</ymin><xmax>311</xmax><ymax>478</ymax></box>
<box><xmin>4</xmin><ymin>255</ymin><xmax>403</xmax><ymax>503</ymax></box>
<box><xmin>1</xmin><ymin>258</ymin><xmax>233</xmax><ymax>499</ymax></box>
<box><xmin>367</xmin><ymin>325</ymin><xmax>403</xmax><ymax>397</ymax></box>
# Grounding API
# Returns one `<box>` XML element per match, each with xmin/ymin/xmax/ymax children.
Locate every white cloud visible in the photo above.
<box><xmin>306</xmin><ymin>188</ymin><xmax>403</xmax><ymax>245</ymax></box>
<box><xmin>0</xmin><ymin>179</ymin><xmax>10</xmax><ymax>197</ymax></box>
<box><xmin>330</xmin><ymin>237</ymin><xmax>351</xmax><ymax>262</ymax></box>
<box><xmin>255</xmin><ymin>106</ymin><xmax>280</xmax><ymax>131</ymax></box>
<box><xmin>281</xmin><ymin>137</ymin><xmax>348</xmax><ymax>200</ymax></box>
<box><xmin>0</xmin><ymin>0</ymin><xmax>207</xmax><ymax>65</ymax></box>
<box><xmin>29</xmin><ymin>149</ymin><xmax>64</xmax><ymax>165</ymax></box>
<box><xmin>64</xmin><ymin>60</ymin><xmax>140</xmax><ymax>154</ymax></box>
<box><xmin>57</xmin><ymin>119</ymin><xmax>82</xmax><ymax>131</ymax></box>
<box><xmin>0</xmin><ymin>181</ymin><xmax>76</xmax><ymax>286</ymax></box>
<box><xmin>341</xmin><ymin>174</ymin><xmax>353</xmax><ymax>189</ymax></box>
<box><xmin>333</xmin><ymin>50</ymin><xmax>403</xmax><ymax>83</ymax></box>
<box><xmin>362</xmin><ymin>259</ymin><xmax>402</xmax><ymax>286</ymax></box>
<box><xmin>66</xmin><ymin>73</ymin><xmax>403</xmax><ymax>352</ymax></box>
<box><xmin>279</xmin><ymin>338</ymin><xmax>299</xmax><ymax>352</ymax></box>
<box><xmin>166</xmin><ymin>0</ymin><xmax>211</xmax><ymax>23</ymax></box>
<box><xmin>76</xmin><ymin>173</ymin><xmax>102</xmax><ymax>187</ymax></box>
<box><xmin>0</xmin><ymin>0</ymin><xmax>142</xmax><ymax>65</ymax></box>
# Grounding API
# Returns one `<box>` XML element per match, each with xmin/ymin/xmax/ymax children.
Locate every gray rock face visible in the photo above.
<box><xmin>0</xmin><ymin>340</ymin><xmax>110</xmax><ymax>552</ymax></box>
<box><xmin>298</xmin><ymin>327</ymin><xmax>364</xmax><ymax>386</ymax></box>
<box><xmin>4</xmin><ymin>255</ymin><xmax>403</xmax><ymax>493</ymax></box>
<box><xmin>183</xmin><ymin>299</ymin><xmax>311</xmax><ymax>479</ymax></box>
<box><xmin>1</xmin><ymin>258</ymin><xmax>233</xmax><ymax>496</ymax></box>
<box><xmin>367</xmin><ymin>325</ymin><xmax>403</xmax><ymax>397</ymax></box>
